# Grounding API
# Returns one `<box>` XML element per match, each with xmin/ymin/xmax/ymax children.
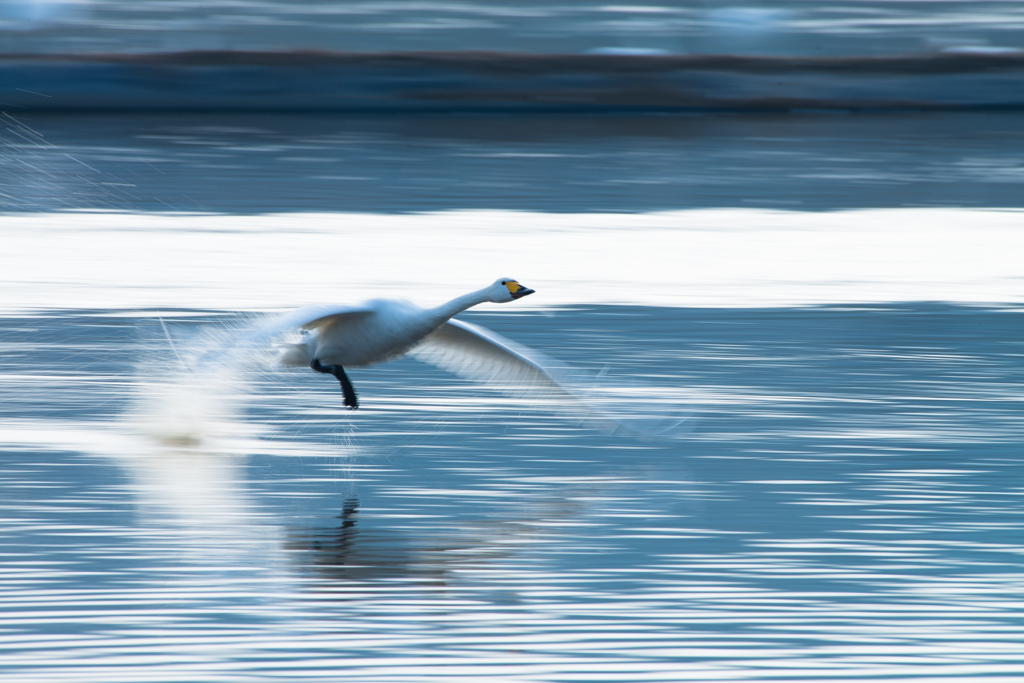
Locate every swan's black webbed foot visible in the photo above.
<box><xmin>311</xmin><ymin>358</ymin><xmax>359</xmax><ymax>409</ymax></box>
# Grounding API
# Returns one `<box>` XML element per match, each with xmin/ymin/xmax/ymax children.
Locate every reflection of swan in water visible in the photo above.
<box><xmin>286</xmin><ymin>498</ymin><xmax>439</xmax><ymax>584</ymax></box>
<box><xmin>287</xmin><ymin>449</ymin><xmax>702</xmax><ymax>588</ymax></box>
<box><xmin>287</xmin><ymin>490</ymin><xmax>597</xmax><ymax>586</ymax></box>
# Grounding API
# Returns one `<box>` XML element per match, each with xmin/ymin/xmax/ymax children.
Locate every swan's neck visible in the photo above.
<box><xmin>427</xmin><ymin>288</ymin><xmax>491</xmax><ymax>323</ymax></box>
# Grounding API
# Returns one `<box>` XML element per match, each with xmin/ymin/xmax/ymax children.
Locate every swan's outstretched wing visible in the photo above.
<box><xmin>411</xmin><ymin>319</ymin><xmax>697</xmax><ymax>439</ymax></box>
<box><xmin>409</xmin><ymin>318</ymin><xmax>577</xmax><ymax>403</ymax></box>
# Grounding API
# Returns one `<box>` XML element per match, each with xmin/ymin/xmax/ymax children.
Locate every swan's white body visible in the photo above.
<box><xmin>279</xmin><ymin>299</ymin><xmax>440</xmax><ymax>369</ymax></box>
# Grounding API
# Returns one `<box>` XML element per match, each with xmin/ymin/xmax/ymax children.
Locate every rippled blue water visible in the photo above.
<box><xmin>2</xmin><ymin>303</ymin><xmax>1024</xmax><ymax>681</ymax></box>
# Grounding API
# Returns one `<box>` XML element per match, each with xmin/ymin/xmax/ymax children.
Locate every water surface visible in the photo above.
<box><xmin>2</xmin><ymin>303</ymin><xmax>1024</xmax><ymax>681</ymax></box>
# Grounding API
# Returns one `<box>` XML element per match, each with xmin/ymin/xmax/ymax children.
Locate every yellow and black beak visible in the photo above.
<box><xmin>506</xmin><ymin>280</ymin><xmax>535</xmax><ymax>299</ymax></box>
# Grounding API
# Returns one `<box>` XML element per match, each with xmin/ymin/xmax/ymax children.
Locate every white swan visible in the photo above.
<box><xmin>255</xmin><ymin>277</ymin><xmax>539</xmax><ymax>409</ymax></box>
<box><xmin>205</xmin><ymin>276</ymin><xmax>692</xmax><ymax>438</ymax></box>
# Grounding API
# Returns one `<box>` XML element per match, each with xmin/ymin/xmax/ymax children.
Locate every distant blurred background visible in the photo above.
<box><xmin>1</xmin><ymin>0</ymin><xmax>1022</xmax><ymax>57</ymax></box>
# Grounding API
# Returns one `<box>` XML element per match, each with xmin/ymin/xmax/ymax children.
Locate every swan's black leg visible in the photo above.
<box><xmin>311</xmin><ymin>358</ymin><xmax>359</xmax><ymax>409</ymax></box>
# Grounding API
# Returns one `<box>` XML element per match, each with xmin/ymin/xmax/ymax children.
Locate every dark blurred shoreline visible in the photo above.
<box><xmin>3</xmin><ymin>50</ymin><xmax>1024</xmax><ymax>113</ymax></box>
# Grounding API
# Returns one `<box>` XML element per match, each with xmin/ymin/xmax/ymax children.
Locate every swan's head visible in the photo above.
<box><xmin>489</xmin><ymin>277</ymin><xmax>535</xmax><ymax>303</ymax></box>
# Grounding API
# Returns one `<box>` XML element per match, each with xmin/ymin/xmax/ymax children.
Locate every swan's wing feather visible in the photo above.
<box><xmin>410</xmin><ymin>319</ymin><xmax>576</xmax><ymax>402</ymax></box>
<box><xmin>244</xmin><ymin>304</ymin><xmax>375</xmax><ymax>348</ymax></box>
<box><xmin>198</xmin><ymin>304</ymin><xmax>374</xmax><ymax>368</ymax></box>
<box><xmin>258</xmin><ymin>304</ymin><xmax>375</xmax><ymax>340</ymax></box>
<box><xmin>412</xmin><ymin>319</ymin><xmax>698</xmax><ymax>440</ymax></box>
